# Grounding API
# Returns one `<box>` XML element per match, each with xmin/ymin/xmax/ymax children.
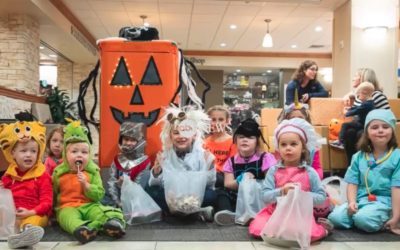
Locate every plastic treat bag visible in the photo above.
<box><xmin>262</xmin><ymin>186</ymin><xmax>313</xmax><ymax>249</ymax></box>
<box><xmin>164</xmin><ymin>169</ymin><xmax>207</xmax><ymax>214</ymax></box>
<box><xmin>235</xmin><ymin>176</ymin><xmax>264</xmax><ymax>225</ymax></box>
<box><xmin>121</xmin><ymin>175</ymin><xmax>162</xmax><ymax>225</ymax></box>
<box><xmin>0</xmin><ymin>188</ymin><xmax>16</xmax><ymax>239</ymax></box>
<box><xmin>321</xmin><ymin>176</ymin><xmax>348</xmax><ymax>206</ymax></box>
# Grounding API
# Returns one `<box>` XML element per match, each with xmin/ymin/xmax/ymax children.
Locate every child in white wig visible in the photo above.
<box><xmin>146</xmin><ymin>105</ymin><xmax>216</xmax><ymax>221</ymax></box>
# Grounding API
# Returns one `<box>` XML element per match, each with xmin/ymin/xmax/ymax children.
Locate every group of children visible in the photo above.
<box><xmin>0</xmin><ymin>120</ymin><xmax>125</xmax><ymax>249</ymax></box>
<box><xmin>1</xmin><ymin>99</ymin><xmax>400</xmax><ymax>248</ymax></box>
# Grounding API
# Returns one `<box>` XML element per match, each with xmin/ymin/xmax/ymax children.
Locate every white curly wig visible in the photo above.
<box><xmin>158</xmin><ymin>105</ymin><xmax>210</xmax><ymax>152</ymax></box>
<box><xmin>273</xmin><ymin>118</ymin><xmax>322</xmax><ymax>152</ymax></box>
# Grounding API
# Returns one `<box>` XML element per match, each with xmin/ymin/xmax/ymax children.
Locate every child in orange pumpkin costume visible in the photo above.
<box><xmin>53</xmin><ymin>121</ymin><xmax>126</xmax><ymax>244</ymax></box>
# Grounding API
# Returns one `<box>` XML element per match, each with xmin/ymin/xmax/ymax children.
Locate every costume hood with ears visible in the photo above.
<box><xmin>274</xmin><ymin>118</ymin><xmax>322</xmax><ymax>153</ymax></box>
<box><xmin>0</xmin><ymin>121</ymin><xmax>46</xmax><ymax>181</ymax></box>
<box><xmin>234</xmin><ymin>118</ymin><xmax>268</xmax><ymax>145</ymax></box>
<box><xmin>62</xmin><ymin>119</ymin><xmax>91</xmax><ymax>158</ymax></box>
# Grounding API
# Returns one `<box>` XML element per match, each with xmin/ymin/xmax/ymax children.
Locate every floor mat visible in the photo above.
<box><xmin>2</xmin><ymin>219</ymin><xmax>398</xmax><ymax>242</ymax></box>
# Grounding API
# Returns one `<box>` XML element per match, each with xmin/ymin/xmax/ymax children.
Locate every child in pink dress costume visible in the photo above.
<box><xmin>249</xmin><ymin>118</ymin><xmax>332</xmax><ymax>241</ymax></box>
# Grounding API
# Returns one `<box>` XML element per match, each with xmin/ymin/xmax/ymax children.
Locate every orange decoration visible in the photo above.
<box><xmin>328</xmin><ymin>118</ymin><xmax>344</xmax><ymax>141</ymax></box>
<box><xmin>98</xmin><ymin>40</ymin><xmax>180</xmax><ymax>167</ymax></box>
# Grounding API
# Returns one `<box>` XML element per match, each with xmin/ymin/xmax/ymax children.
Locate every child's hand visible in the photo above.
<box><xmin>347</xmin><ymin>201</ymin><xmax>358</xmax><ymax>215</ymax></box>
<box><xmin>77</xmin><ymin>171</ymin><xmax>90</xmax><ymax>190</ymax></box>
<box><xmin>301</xmin><ymin>93</ymin><xmax>310</xmax><ymax>103</ymax></box>
<box><xmin>16</xmin><ymin>207</ymin><xmax>35</xmax><ymax>219</ymax></box>
<box><xmin>77</xmin><ymin>171</ymin><xmax>87</xmax><ymax>183</ymax></box>
<box><xmin>117</xmin><ymin>176</ymin><xmax>124</xmax><ymax>187</ymax></box>
<box><xmin>152</xmin><ymin>153</ymin><xmax>163</xmax><ymax>175</ymax></box>
<box><xmin>281</xmin><ymin>183</ymin><xmax>297</xmax><ymax>195</ymax></box>
<box><xmin>385</xmin><ymin>218</ymin><xmax>400</xmax><ymax>235</ymax></box>
<box><xmin>244</xmin><ymin>172</ymin><xmax>255</xmax><ymax>179</ymax></box>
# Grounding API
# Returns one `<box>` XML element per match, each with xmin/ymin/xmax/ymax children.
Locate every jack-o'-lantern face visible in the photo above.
<box><xmin>99</xmin><ymin>41</ymin><xmax>180</xmax><ymax>167</ymax></box>
<box><xmin>328</xmin><ymin>118</ymin><xmax>343</xmax><ymax>140</ymax></box>
<box><xmin>109</xmin><ymin>56</ymin><xmax>166</xmax><ymax>126</ymax></box>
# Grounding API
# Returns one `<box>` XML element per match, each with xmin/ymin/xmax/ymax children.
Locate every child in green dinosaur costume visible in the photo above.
<box><xmin>52</xmin><ymin>120</ymin><xmax>126</xmax><ymax>244</ymax></box>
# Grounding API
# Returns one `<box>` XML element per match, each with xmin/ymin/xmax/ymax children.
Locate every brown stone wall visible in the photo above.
<box><xmin>0</xmin><ymin>14</ymin><xmax>39</xmax><ymax>94</ymax></box>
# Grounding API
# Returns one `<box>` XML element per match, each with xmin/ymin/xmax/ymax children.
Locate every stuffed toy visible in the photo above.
<box><xmin>328</xmin><ymin>118</ymin><xmax>344</xmax><ymax>140</ymax></box>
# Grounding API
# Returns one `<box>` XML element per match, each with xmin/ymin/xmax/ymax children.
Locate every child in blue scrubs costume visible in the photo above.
<box><xmin>328</xmin><ymin>109</ymin><xmax>400</xmax><ymax>234</ymax></box>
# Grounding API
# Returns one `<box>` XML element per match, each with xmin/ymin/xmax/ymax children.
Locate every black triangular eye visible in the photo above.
<box><xmin>130</xmin><ymin>86</ymin><xmax>144</xmax><ymax>105</ymax></box>
<box><xmin>111</xmin><ymin>57</ymin><xmax>132</xmax><ymax>86</ymax></box>
<box><xmin>140</xmin><ymin>56</ymin><xmax>162</xmax><ymax>85</ymax></box>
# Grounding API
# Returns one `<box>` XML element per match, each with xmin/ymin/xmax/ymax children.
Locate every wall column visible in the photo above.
<box><xmin>332</xmin><ymin>0</ymin><xmax>399</xmax><ymax>98</ymax></box>
<box><xmin>0</xmin><ymin>14</ymin><xmax>40</xmax><ymax>94</ymax></box>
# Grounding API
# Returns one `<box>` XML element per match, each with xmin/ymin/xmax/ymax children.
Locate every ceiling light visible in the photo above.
<box><xmin>363</xmin><ymin>26</ymin><xmax>388</xmax><ymax>34</ymax></box>
<box><xmin>49</xmin><ymin>54</ymin><xmax>57</xmax><ymax>58</ymax></box>
<box><xmin>140</xmin><ymin>15</ymin><xmax>150</xmax><ymax>27</ymax></box>
<box><xmin>315</xmin><ymin>26</ymin><xmax>323</xmax><ymax>32</ymax></box>
<box><xmin>39</xmin><ymin>46</ymin><xmax>44</xmax><ymax>49</ymax></box>
<box><xmin>262</xmin><ymin>19</ymin><xmax>273</xmax><ymax>48</ymax></box>
<box><xmin>267</xmin><ymin>70</ymin><xmax>272</xmax><ymax>73</ymax></box>
<box><xmin>220</xmin><ymin>43</ymin><xmax>227</xmax><ymax>47</ymax></box>
<box><xmin>230</xmin><ymin>24</ymin><xmax>237</xmax><ymax>30</ymax></box>
<box><xmin>291</xmin><ymin>44</ymin><xmax>297</xmax><ymax>48</ymax></box>
<box><xmin>236</xmin><ymin>69</ymin><xmax>241</xmax><ymax>73</ymax></box>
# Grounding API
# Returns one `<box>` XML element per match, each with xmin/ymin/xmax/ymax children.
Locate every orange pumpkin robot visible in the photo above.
<box><xmin>98</xmin><ymin>40</ymin><xmax>181</xmax><ymax>167</ymax></box>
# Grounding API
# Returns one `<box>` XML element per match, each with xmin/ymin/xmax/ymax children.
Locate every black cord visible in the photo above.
<box><xmin>77</xmin><ymin>60</ymin><xmax>100</xmax><ymax>143</ymax></box>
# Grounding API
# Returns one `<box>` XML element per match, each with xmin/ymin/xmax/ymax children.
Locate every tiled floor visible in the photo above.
<box><xmin>1</xmin><ymin>241</ymin><xmax>399</xmax><ymax>250</ymax></box>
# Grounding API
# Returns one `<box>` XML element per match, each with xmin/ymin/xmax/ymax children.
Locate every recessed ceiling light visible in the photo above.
<box><xmin>267</xmin><ymin>70</ymin><xmax>272</xmax><ymax>73</ymax></box>
<box><xmin>230</xmin><ymin>24</ymin><xmax>237</xmax><ymax>30</ymax></box>
<box><xmin>315</xmin><ymin>26</ymin><xmax>323</xmax><ymax>32</ymax></box>
<box><xmin>220</xmin><ymin>43</ymin><xmax>227</xmax><ymax>47</ymax></box>
<box><xmin>236</xmin><ymin>69</ymin><xmax>241</xmax><ymax>73</ymax></box>
<box><xmin>49</xmin><ymin>54</ymin><xmax>57</xmax><ymax>58</ymax></box>
<box><xmin>39</xmin><ymin>46</ymin><xmax>44</xmax><ymax>49</ymax></box>
<box><xmin>291</xmin><ymin>44</ymin><xmax>297</xmax><ymax>48</ymax></box>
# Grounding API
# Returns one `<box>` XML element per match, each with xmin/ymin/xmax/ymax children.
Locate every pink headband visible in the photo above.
<box><xmin>276</xmin><ymin>124</ymin><xmax>308</xmax><ymax>143</ymax></box>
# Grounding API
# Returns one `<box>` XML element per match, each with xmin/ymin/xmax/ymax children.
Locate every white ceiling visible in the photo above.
<box><xmin>62</xmin><ymin>0</ymin><xmax>348</xmax><ymax>53</ymax></box>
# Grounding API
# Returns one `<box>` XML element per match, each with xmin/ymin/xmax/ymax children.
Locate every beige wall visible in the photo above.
<box><xmin>332</xmin><ymin>0</ymin><xmax>399</xmax><ymax>98</ymax></box>
<box><xmin>350</xmin><ymin>28</ymin><xmax>398</xmax><ymax>98</ymax></box>
<box><xmin>332</xmin><ymin>1</ymin><xmax>352</xmax><ymax>98</ymax></box>
<box><xmin>193</xmin><ymin>69</ymin><xmax>224</xmax><ymax>110</ymax></box>
<box><xmin>57</xmin><ymin>59</ymin><xmax>73</xmax><ymax>96</ymax></box>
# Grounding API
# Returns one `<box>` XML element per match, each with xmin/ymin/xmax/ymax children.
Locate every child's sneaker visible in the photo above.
<box><xmin>318</xmin><ymin>217</ymin><xmax>334</xmax><ymax>235</ymax></box>
<box><xmin>7</xmin><ymin>225</ymin><xmax>44</xmax><ymax>249</ymax></box>
<box><xmin>329</xmin><ymin>140</ymin><xmax>344</xmax><ymax>150</ymax></box>
<box><xmin>103</xmin><ymin>219</ymin><xmax>126</xmax><ymax>238</ymax></box>
<box><xmin>73</xmin><ymin>226</ymin><xmax>97</xmax><ymax>244</ymax></box>
<box><xmin>198</xmin><ymin>206</ymin><xmax>214</xmax><ymax>222</ymax></box>
<box><xmin>214</xmin><ymin>210</ymin><xmax>236</xmax><ymax>226</ymax></box>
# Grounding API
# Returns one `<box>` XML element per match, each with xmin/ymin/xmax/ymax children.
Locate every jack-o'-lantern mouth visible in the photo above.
<box><xmin>110</xmin><ymin>106</ymin><xmax>160</xmax><ymax>126</ymax></box>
